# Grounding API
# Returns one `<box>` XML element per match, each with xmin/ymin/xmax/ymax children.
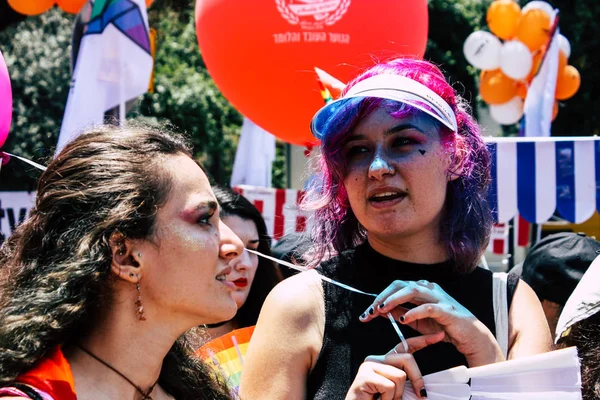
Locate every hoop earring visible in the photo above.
<box><xmin>135</xmin><ymin>281</ymin><xmax>147</xmax><ymax>321</ymax></box>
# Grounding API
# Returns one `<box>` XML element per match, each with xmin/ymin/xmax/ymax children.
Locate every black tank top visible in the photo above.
<box><xmin>307</xmin><ymin>243</ymin><xmax>517</xmax><ymax>399</ymax></box>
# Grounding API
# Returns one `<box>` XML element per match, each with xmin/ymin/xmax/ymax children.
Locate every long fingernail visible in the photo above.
<box><xmin>368</xmin><ymin>307</ymin><xmax>374</xmax><ymax>315</ymax></box>
<box><xmin>420</xmin><ymin>388</ymin><xmax>427</xmax><ymax>398</ymax></box>
<box><xmin>400</xmin><ymin>316</ymin><xmax>405</xmax><ymax>322</ymax></box>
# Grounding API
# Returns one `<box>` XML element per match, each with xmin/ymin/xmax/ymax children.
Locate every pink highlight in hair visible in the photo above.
<box><xmin>302</xmin><ymin>58</ymin><xmax>492</xmax><ymax>273</ymax></box>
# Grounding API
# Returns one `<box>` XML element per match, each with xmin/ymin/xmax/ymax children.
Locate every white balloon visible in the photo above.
<box><xmin>500</xmin><ymin>40</ymin><xmax>533</xmax><ymax>80</ymax></box>
<box><xmin>490</xmin><ymin>96</ymin><xmax>524</xmax><ymax>125</ymax></box>
<box><xmin>463</xmin><ymin>31</ymin><xmax>502</xmax><ymax>70</ymax></box>
<box><xmin>522</xmin><ymin>1</ymin><xmax>556</xmax><ymax>22</ymax></box>
<box><xmin>557</xmin><ymin>34</ymin><xmax>571</xmax><ymax>58</ymax></box>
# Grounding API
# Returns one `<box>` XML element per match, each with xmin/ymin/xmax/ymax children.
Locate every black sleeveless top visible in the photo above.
<box><xmin>306</xmin><ymin>243</ymin><xmax>518</xmax><ymax>399</ymax></box>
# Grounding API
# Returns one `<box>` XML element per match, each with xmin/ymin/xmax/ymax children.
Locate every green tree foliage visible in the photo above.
<box><xmin>136</xmin><ymin>7</ymin><xmax>243</xmax><ymax>185</ymax></box>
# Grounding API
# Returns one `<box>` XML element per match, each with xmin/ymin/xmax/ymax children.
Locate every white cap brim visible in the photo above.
<box><xmin>311</xmin><ymin>74</ymin><xmax>458</xmax><ymax>140</ymax></box>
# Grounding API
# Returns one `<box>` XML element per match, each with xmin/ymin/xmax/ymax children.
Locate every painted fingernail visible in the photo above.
<box><xmin>420</xmin><ymin>388</ymin><xmax>427</xmax><ymax>398</ymax></box>
<box><xmin>378</xmin><ymin>302</ymin><xmax>385</xmax><ymax>309</ymax></box>
<box><xmin>368</xmin><ymin>307</ymin><xmax>374</xmax><ymax>315</ymax></box>
<box><xmin>400</xmin><ymin>316</ymin><xmax>405</xmax><ymax>322</ymax></box>
<box><xmin>360</xmin><ymin>313</ymin><xmax>367</xmax><ymax>319</ymax></box>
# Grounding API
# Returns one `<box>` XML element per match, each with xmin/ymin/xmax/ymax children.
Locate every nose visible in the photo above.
<box><xmin>230</xmin><ymin>249</ymin><xmax>252</xmax><ymax>271</ymax></box>
<box><xmin>368</xmin><ymin>155</ymin><xmax>395</xmax><ymax>180</ymax></box>
<box><xmin>218</xmin><ymin>219</ymin><xmax>244</xmax><ymax>261</ymax></box>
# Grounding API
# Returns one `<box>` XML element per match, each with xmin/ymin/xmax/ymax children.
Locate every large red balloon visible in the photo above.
<box><xmin>195</xmin><ymin>0</ymin><xmax>428</xmax><ymax>146</ymax></box>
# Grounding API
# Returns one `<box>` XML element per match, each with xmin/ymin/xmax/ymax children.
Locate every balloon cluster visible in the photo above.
<box><xmin>8</xmin><ymin>0</ymin><xmax>154</xmax><ymax>15</ymax></box>
<box><xmin>463</xmin><ymin>0</ymin><xmax>580</xmax><ymax>125</ymax></box>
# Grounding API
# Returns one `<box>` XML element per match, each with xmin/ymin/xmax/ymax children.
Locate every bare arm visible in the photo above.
<box><xmin>507</xmin><ymin>279</ymin><xmax>552</xmax><ymax>359</ymax></box>
<box><xmin>240</xmin><ymin>270</ymin><xmax>325</xmax><ymax>400</ymax></box>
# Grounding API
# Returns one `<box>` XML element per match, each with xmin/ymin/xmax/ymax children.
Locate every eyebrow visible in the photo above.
<box><xmin>385</xmin><ymin>123</ymin><xmax>425</xmax><ymax>135</ymax></box>
<box><xmin>345</xmin><ymin>123</ymin><xmax>426</xmax><ymax>144</ymax></box>
<box><xmin>196</xmin><ymin>200</ymin><xmax>218</xmax><ymax>212</ymax></box>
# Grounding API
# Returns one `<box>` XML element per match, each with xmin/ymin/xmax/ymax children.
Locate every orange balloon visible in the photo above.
<box><xmin>480</xmin><ymin>69</ymin><xmax>518</xmax><ymax>105</ymax></box>
<box><xmin>195</xmin><ymin>0</ymin><xmax>428</xmax><ymax>146</ymax></box>
<box><xmin>56</xmin><ymin>0</ymin><xmax>86</xmax><ymax>14</ymax></box>
<box><xmin>555</xmin><ymin>65</ymin><xmax>581</xmax><ymax>100</ymax></box>
<box><xmin>526</xmin><ymin>47</ymin><xmax>544</xmax><ymax>82</ymax></box>
<box><xmin>487</xmin><ymin>0</ymin><xmax>521</xmax><ymax>40</ymax></box>
<box><xmin>552</xmin><ymin>100</ymin><xmax>559</xmax><ymax>121</ymax></box>
<box><xmin>516</xmin><ymin>82</ymin><xmax>528</xmax><ymax>99</ymax></box>
<box><xmin>7</xmin><ymin>0</ymin><xmax>53</xmax><ymax>15</ymax></box>
<box><xmin>516</xmin><ymin>9</ymin><xmax>551</xmax><ymax>51</ymax></box>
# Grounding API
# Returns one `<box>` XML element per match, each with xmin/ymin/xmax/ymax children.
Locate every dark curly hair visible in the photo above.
<box><xmin>557</xmin><ymin>312</ymin><xmax>600</xmax><ymax>399</ymax></box>
<box><xmin>0</xmin><ymin>124</ymin><xmax>231</xmax><ymax>399</ymax></box>
<box><xmin>212</xmin><ymin>186</ymin><xmax>282</xmax><ymax>328</ymax></box>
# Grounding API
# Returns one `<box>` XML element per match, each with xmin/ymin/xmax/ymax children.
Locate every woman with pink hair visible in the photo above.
<box><xmin>241</xmin><ymin>59</ymin><xmax>551</xmax><ymax>399</ymax></box>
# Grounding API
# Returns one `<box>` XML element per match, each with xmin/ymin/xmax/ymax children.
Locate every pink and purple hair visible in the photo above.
<box><xmin>303</xmin><ymin>58</ymin><xmax>492</xmax><ymax>273</ymax></box>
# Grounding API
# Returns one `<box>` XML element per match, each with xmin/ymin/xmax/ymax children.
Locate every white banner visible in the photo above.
<box><xmin>0</xmin><ymin>191</ymin><xmax>36</xmax><ymax>241</ymax></box>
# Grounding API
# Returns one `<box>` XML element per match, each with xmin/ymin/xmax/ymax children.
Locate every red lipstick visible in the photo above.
<box><xmin>233</xmin><ymin>278</ymin><xmax>248</xmax><ymax>288</ymax></box>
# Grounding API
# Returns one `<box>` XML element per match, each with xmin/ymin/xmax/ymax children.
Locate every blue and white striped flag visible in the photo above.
<box><xmin>487</xmin><ymin>138</ymin><xmax>600</xmax><ymax>224</ymax></box>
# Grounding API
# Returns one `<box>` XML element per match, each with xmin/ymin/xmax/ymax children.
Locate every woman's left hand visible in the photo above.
<box><xmin>360</xmin><ymin>280</ymin><xmax>505</xmax><ymax>367</ymax></box>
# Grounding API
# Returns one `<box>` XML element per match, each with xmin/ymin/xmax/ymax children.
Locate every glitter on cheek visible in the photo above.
<box><xmin>163</xmin><ymin>218</ymin><xmax>210</xmax><ymax>253</ymax></box>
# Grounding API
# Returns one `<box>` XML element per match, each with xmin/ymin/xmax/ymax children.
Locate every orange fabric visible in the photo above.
<box><xmin>16</xmin><ymin>347</ymin><xmax>77</xmax><ymax>400</ymax></box>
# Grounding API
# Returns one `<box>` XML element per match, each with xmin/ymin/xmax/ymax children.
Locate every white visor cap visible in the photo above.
<box><xmin>311</xmin><ymin>74</ymin><xmax>458</xmax><ymax>140</ymax></box>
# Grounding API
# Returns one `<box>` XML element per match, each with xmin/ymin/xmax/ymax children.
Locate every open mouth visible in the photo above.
<box><xmin>215</xmin><ymin>266</ymin><xmax>235</xmax><ymax>289</ymax></box>
<box><xmin>369</xmin><ymin>191</ymin><xmax>406</xmax><ymax>203</ymax></box>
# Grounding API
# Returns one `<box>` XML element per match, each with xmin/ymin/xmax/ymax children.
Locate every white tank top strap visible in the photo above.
<box><xmin>492</xmin><ymin>272</ymin><xmax>509</xmax><ymax>359</ymax></box>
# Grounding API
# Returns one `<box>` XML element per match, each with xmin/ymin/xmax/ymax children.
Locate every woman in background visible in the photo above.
<box><xmin>203</xmin><ymin>186</ymin><xmax>282</xmax><ymax>340</ymax></box>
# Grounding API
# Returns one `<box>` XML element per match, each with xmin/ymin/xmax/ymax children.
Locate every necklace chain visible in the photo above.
<box><xmin>77</xmin><ymin>344</ymin><xmax>158</xmax><ymax>400</ymax></box>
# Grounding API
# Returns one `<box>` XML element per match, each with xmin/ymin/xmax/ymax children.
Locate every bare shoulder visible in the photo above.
<box><xmin>508</xmin><ymin>278</ymin><xmax>552</xmax><ymax>358</ymax></box>
<box><xmin>265</xmin><ymin>269</ymin><xmax>324</xmax><ymax>319</ymax></box>
<box><xmin>252</xmin><ymin>269</ymin><xmax>325</xmax><ymax>341</ymax></box>
<box><xmin>240</xmin><ymin>270</ymin><xmax>325</xmax><ymax>399</ymax></box>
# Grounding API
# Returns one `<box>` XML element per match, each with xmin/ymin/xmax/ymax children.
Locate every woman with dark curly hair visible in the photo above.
<box><xmin>0</xmin><ymin>125</ymin><xmax>244</xmax><ymax>400</ymax></box>
<box><xmin>241</xmin><ymin>58</ymin><xmax>551</xmax><ymax>399</ymax></box>
<box><xmin>202</xmin><ymin>186</ymin><xmax>281</xmax><ymax>340</ymax></box>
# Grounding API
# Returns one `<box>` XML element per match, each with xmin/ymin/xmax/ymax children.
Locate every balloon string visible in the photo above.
<box><xmin>246</xmin><ymin>248</ymin><xmax>377</xmax><ymax>297</ymax></box>
<box><xmin>246</xmin><ymin>248</ymin><xmax>409</xmax><ymax>351</ymax></box>
<box><xmin>1</xmin><ymin>152</ymin><xmax>47</xmax><ymax>171</ymax></box>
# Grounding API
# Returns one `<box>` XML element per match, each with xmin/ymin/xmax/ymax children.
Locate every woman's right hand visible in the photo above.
<box><xmin>360</xmin><ymin>280</ymin><xmax>505</xmax><ymax>367</ymax></box>
<box><xmin>345</xmin><ymin>332</ymin><xmax>444</xmax><ymax>400</ymax></box>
